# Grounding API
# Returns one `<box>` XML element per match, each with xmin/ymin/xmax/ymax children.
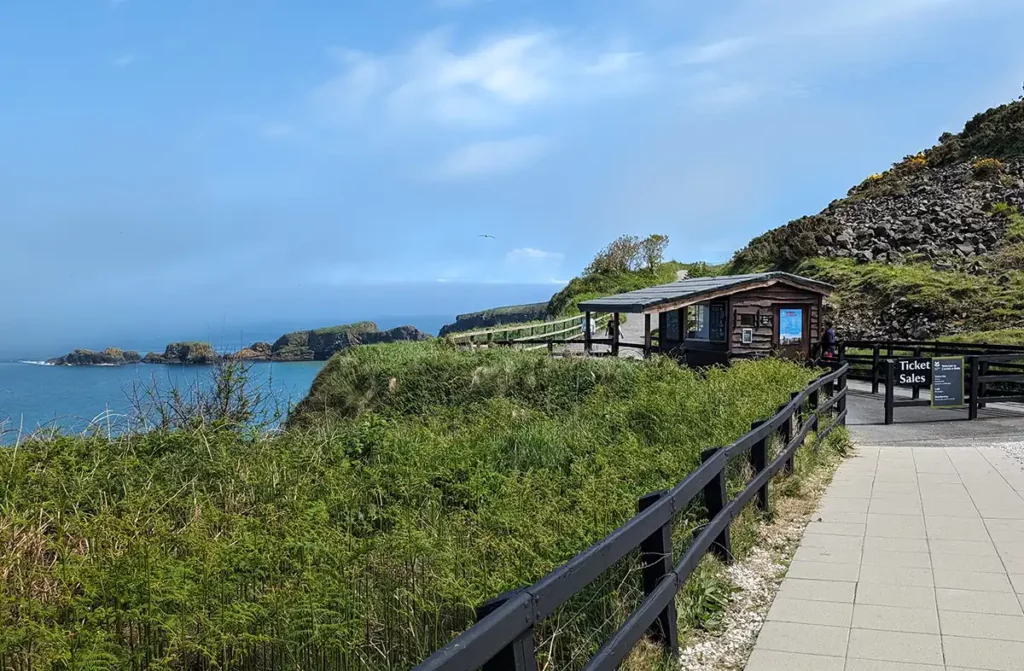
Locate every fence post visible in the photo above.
<box><xmin>476</xmin><ymin>592</ymin><xmax>539</xmax><ymax>671</ymax></box>
<box><xmin>838</xmin><ymin>341</ymin><xmax>847</xmax><ymax>363</ymax></box>
<box><xmin>700</xmin><ymin>448</ymin><xmax>732</xmax><ymax>563</ymax></box>
<box><xmin>969</xmin><ymin>356</ymin><xmax>980</xmax><ymax>421</ymax></box>
<box><xmin>838</xmin><ymin>366</ymin><xmax>848</xmax><ymax>424</ymax></box>
<box><xmin>611</xmin><ymin>313</ymin><xmax>620</xmax><ymax>358</ymax></box>
<box><xmin>809</xmin><ymin>385</ymin><xmax>820</xmax><ymax>435</ymax></box>
<box><xmin>749</xmin><ymin>420</ymin><xmax>769</xmax><ymax>511</ymax></box>
<box><xmin>884</xmin><ymin>360</ymin><xmax>895</xmax><ymax>425</ymax></box>
<box><xmin>637</xmin><ymin>491</ymin><xmax>679</xmax><ymax>654</ymax></box>
<box><xmin>547</xmin><ymin>341</ymin><xmax>554</xmax><ymax>356</ymax></box>
<box><xmin>979</xmin><ymin>360</ymin><xmax>989</xmax><ymax>409</ymax></box>
<box><xmin>784</xmin><ymin>392</ymin><xmax>798</xmax><ymax>474</ymax></box>
<box><xmin>871</xmin><ymin>345</ymin><xmax>881</xmax><ymax>394</ymax></box>
<box><xmin>912</xmin><ymin>346</ymin><xmax>921</xmax><ymax>399</ymax></box>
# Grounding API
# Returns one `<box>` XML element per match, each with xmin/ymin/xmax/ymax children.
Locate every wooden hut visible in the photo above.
<box><xmin>578</xmin><ymin>272</ymin><xmax>832</xmax><ymax>365</ymax></box>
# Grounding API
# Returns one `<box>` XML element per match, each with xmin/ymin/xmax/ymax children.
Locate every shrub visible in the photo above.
<box><xmin>583</xmin><ymin>234</ymin><xmax>670</xmax><ymax>276</ymax></box>
<box><xmin>972</xmin><ymin>157</ymin><xmax>1004</xmax><ymax>179</ymax></box>
<box><xmin>729</xmin><ymin>215</ymin><xmax>835</xmax><ymax>273</ymax></box>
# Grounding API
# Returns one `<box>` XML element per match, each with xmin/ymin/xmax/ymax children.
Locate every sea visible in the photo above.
<box><xmin>0</xmin><ymin>316</ymin><xmax>450</xmax><ymax>444</ymax></box>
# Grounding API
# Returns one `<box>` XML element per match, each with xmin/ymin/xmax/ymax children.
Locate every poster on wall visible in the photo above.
<box><xmin>779</xmin><ymin>308</ymin><xmax>803</xmax><ymax>345</ymax></box>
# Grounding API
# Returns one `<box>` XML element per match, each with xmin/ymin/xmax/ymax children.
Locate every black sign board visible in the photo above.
<box><xmin>758</xmin><ymin>313</ymin><xmax>773</xmax><ymax>328</ymax></box>
<box><xmin>897</xmin><ymin>358</ymin><xmax>931</xmax><ymax>386</ymax></box>
<box><xmin>931</xmin><ymin>356</ymin><xmax>965</xmax><ymax>408</ymax></box>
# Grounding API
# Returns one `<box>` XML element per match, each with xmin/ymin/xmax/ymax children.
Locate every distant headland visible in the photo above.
<box><xmin>45</xmin><ymin>322</ymin><xmax>432</xmax><ymax>366</ymax></box>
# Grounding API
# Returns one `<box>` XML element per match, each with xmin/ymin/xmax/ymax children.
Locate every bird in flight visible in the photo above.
<box><xmin>478</xmin><ymin>234</ymin><xmax>495</xmax><ymax>239</ymax></box>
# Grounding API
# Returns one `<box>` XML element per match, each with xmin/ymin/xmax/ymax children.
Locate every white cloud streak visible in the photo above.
<box><xmin>506</xmin><ymin>247</ymin><xmax>564</xmax><ymax>262</ymax></box>
<box><xmin>434</xmin><ymin>136</ymin><xmax>549</xmax><ymax>179</ymax></box>
<box><xmin>312</xmin><ymin>30</ymin><xmax>650</xmax><ymax>128</ymax></box>
<box><xmin>113</xmin><ymin>54</ymin><xmax>136</xmax><ymax>68</ymax></box>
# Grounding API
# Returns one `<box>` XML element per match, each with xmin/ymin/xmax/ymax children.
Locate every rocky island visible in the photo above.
<box><xmin>142</xmin><ymin>342</ymin><xmax>222</xmax><ymax>365</ymax></box>
<box><xmin>46</xmin><ymin>347</ymin><xmax>142</xmax><ymax>366</ymax></box>
<box><xmin>48</xmin><ymin>323</ymin><xmax>433</xmax><ymax>366</ymax></box>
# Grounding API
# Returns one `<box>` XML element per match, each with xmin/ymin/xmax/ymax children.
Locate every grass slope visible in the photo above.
<box><xmin>2</xmin><ymin>342</ymin><xmax>835</xmax><ymax>670</ymax></box>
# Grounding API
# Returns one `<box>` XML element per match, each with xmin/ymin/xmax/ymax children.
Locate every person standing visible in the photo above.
<box><xmin>821</xmin><ymin>321</ymin><xmax>838</xmax><ymax>361</ymax></box>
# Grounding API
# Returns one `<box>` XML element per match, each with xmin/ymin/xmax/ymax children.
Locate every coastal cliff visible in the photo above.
<box><xmin>270</xmin><ymin>322</ymin><xmax>431</xmax><ymax>361</ymax></box>
<box><xmin>438</xmin><ymin>302</ymin><xmax>549</xmax><ymax>336</ymax></box>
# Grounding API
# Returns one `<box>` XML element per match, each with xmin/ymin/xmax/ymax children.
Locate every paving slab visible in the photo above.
<box><xmin>746</xmin><ymin>433</ymin><xmax>1024</xmax><ymax>670</ymax></box>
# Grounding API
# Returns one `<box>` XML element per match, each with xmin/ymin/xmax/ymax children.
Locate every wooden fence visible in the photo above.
<box><xmin>445</xmin><ymin>314</ymin><xmax>613</xmax><ymax>352</ymax></box>
<box><xmin>413</xmin><ymin>364</ymin><xmax>849</xmax><ymax>671</ymax></box>
<box><xmin>839</xmin><ymin>340</ymin><xmax>1024</xmax><ymax>424</ymax></box>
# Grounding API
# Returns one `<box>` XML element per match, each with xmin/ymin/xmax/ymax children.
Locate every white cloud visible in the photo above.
<box><xmin>434</xmin><ymin>136</ymin><xmax>548</xmax><ymax>179</ymax></box>
<box><xmin>667</xmin><ymin>0</ymin><xmax>986</xmax><ymax>109</ymax></box>
<box><xmin>672</xmin><ymin>38</ymin><xmax>753</xmax><ymax>66</ymax></box>
<box><xmin>313</xmin><ymin>29</ymin><xmax>650</xmax><ymax>128</ymax></box>
<box><xmin>113</xmin><ymin>54</ymin><xmax>136</xmax><ymax>67</ymax></box>
<box><xmin>507</xmin><ymin>247</ymin><xmax>564</xmax><ymax>262</ymax></box>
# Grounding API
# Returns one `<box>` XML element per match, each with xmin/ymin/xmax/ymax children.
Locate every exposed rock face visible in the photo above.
<box><xmin>439</xmin><ymin>303</ymin><xmax>548</xmax><ymax>337</ymax></box>
<box><xmin>270</xmin><ymin>323</ymin><xmax>431</xmax><ymax>361</ymax></box>
<box><xmin>810</xmin><ymin>160</ymin><xmax>1024</xmax><ymax>268</ymax></box>
<box><xmin>226</xmin><ymin>342</ymin><xmax>273</xmax><ymax>361</ymax></box>
<box><xmin>47</xmin><ymin>347</ymin><xmax>142</xmax><ymax>366</ymax></box>
<box><xmin>142</xmin><ymin>342</ymin><xmax>221</xmax><ymax>365</ymax></box>
<box><xmin>729</xmin><ymin>98</ymin><xmax>1024</xmax><ymax>341</ymax></box>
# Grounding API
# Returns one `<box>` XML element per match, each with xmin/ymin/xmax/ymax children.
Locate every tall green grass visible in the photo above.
<box><xmin>2</xmin><ymin>342</ymin><xmax>831</xmax><ymax>669</ymax></box>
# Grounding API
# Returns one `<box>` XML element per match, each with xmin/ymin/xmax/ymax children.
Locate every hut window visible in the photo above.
<box><xmin>687</xmin><ymin>302</ymin><xmax>727</xmax><ymax>341</ymax></box>
<box><xmin>688</xmin><ymin>304</ymin><xmax>710</xmax><ymax>339</ymax></box>
<box><xmin>739</xmin><ymin>313</ymin><xmax>756</xmax><ymax>327</ymax></box>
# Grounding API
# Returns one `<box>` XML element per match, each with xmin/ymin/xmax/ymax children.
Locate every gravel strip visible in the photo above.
<box><xmin>996</xmin><ymin>441</ymin><xmax>1024</xmax><ymax>467</ymax></box>
<box><xmin>676</xmin><ymin>453</ymin><xmax>843</xmax><ymax>671</ymax></box>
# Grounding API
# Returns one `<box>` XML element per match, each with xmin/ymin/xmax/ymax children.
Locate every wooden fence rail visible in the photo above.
<box><xmin>413</xmin><ymin>364</ymin><xmax>850</xmax><ymax>671</ymax></box>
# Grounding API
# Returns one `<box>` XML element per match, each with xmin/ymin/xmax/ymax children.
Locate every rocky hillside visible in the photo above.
<box><xmin>729</xmin><ymin>96</ymin><xmax>1024</xmax><ymax>341</ymax></box>
<box><xmin>438</xmin><ymin>302</ymin><xmax>548</xmax><ymax>336</ymax></box>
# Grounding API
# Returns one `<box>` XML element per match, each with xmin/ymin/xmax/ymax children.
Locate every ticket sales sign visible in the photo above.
<box><xmin>897</xmin><ymin>358</ymin><xmax>932</xmax><ymax>386</ymax></box>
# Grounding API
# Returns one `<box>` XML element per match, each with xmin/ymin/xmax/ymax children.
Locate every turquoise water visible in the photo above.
<box><xmin>0</xmin><ymin>360</ymin><xmax>325</xmax><ymax>443</ymax></box>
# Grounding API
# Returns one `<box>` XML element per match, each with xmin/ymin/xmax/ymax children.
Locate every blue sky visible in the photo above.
<box><xmin>3</xmin><ymin>0</ymin><xmax>1024</xmax><ymax>353</ymax></box>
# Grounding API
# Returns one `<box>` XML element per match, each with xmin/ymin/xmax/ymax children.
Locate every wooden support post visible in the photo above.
<box><xmin>838</xmin><ymin>367</ymin><xmax>848</xmax><ymax>424</ymax></box>
<box><xmin>749</xmin><ymin>420</ymin><xmax>769</xmax><ymax>511</ymax></box>
<box><xmin>701</xmin><ymin>448</ymin><xmax>732</xmax><ymax>563</ymax></box>
<box><xmin>637</xmin><ymin>491</ymin><xmax>679</xmax><ymax>654</ymax></box>
<box><xmin>784</xmin><ymin>392</ymin><xmax>798</xmax><ymax>474</ymax></box>
<box><xmin>476</xmin><ymin>591</ymin><xmax>539</xmax><ymax>671</ymax></box>
<box><xmin>584</xmin><ymin>311</ymin><xmax>593</xmax><ymax>355</ymax></box>
<box><xmin>884</xmin><ymin>360</ymin><xmax>895</xmax><ymax>425</ymax></box>
<box><xmin>912</xmin><ymin>346</ymin><xmax>922</xmax><ymax>399</ymax></box>
<box><xmin>644</xmin><ymin>313</ymin><xmax>652</xmax><ymax>358</ymax></box>
<box><xmin>969</xmin><ymin>356</ymin><xmax>980</xmax><ymax>421</ymax></box>
<box><xmin>979</xmin><ymin>360</ymin><xmax>989</xmax><ymax>409</ymax></box>
<box><xmin>872</xmin><ymin>344</ymin><xmax>881</xmax><ymax>394</ymax></box>
<box><xmin>612</xmin><ymin>312</ymin><xmax>620</xmax><ymax>357</ymax></box>
<box><xmin>809</xmin><ymin>387</ymin><xmax>820</xmax><ymax>435</ymax></box>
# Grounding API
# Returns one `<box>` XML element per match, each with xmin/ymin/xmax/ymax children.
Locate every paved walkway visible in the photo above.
<box><xmin>746</xmin><ymin>441</ymin><xmax>1024</xmax><ymax>670</ymax></box>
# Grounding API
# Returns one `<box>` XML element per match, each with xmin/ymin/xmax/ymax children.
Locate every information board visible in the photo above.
<box><xmin>779</xmin><ymin>308</ymin><xmax>803</xmax><ymax>345</ymax></box>
<box><xmin>931</xmin><ymin>356</ymin><xmax>965</xmax><ymax>408</ymax></box>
